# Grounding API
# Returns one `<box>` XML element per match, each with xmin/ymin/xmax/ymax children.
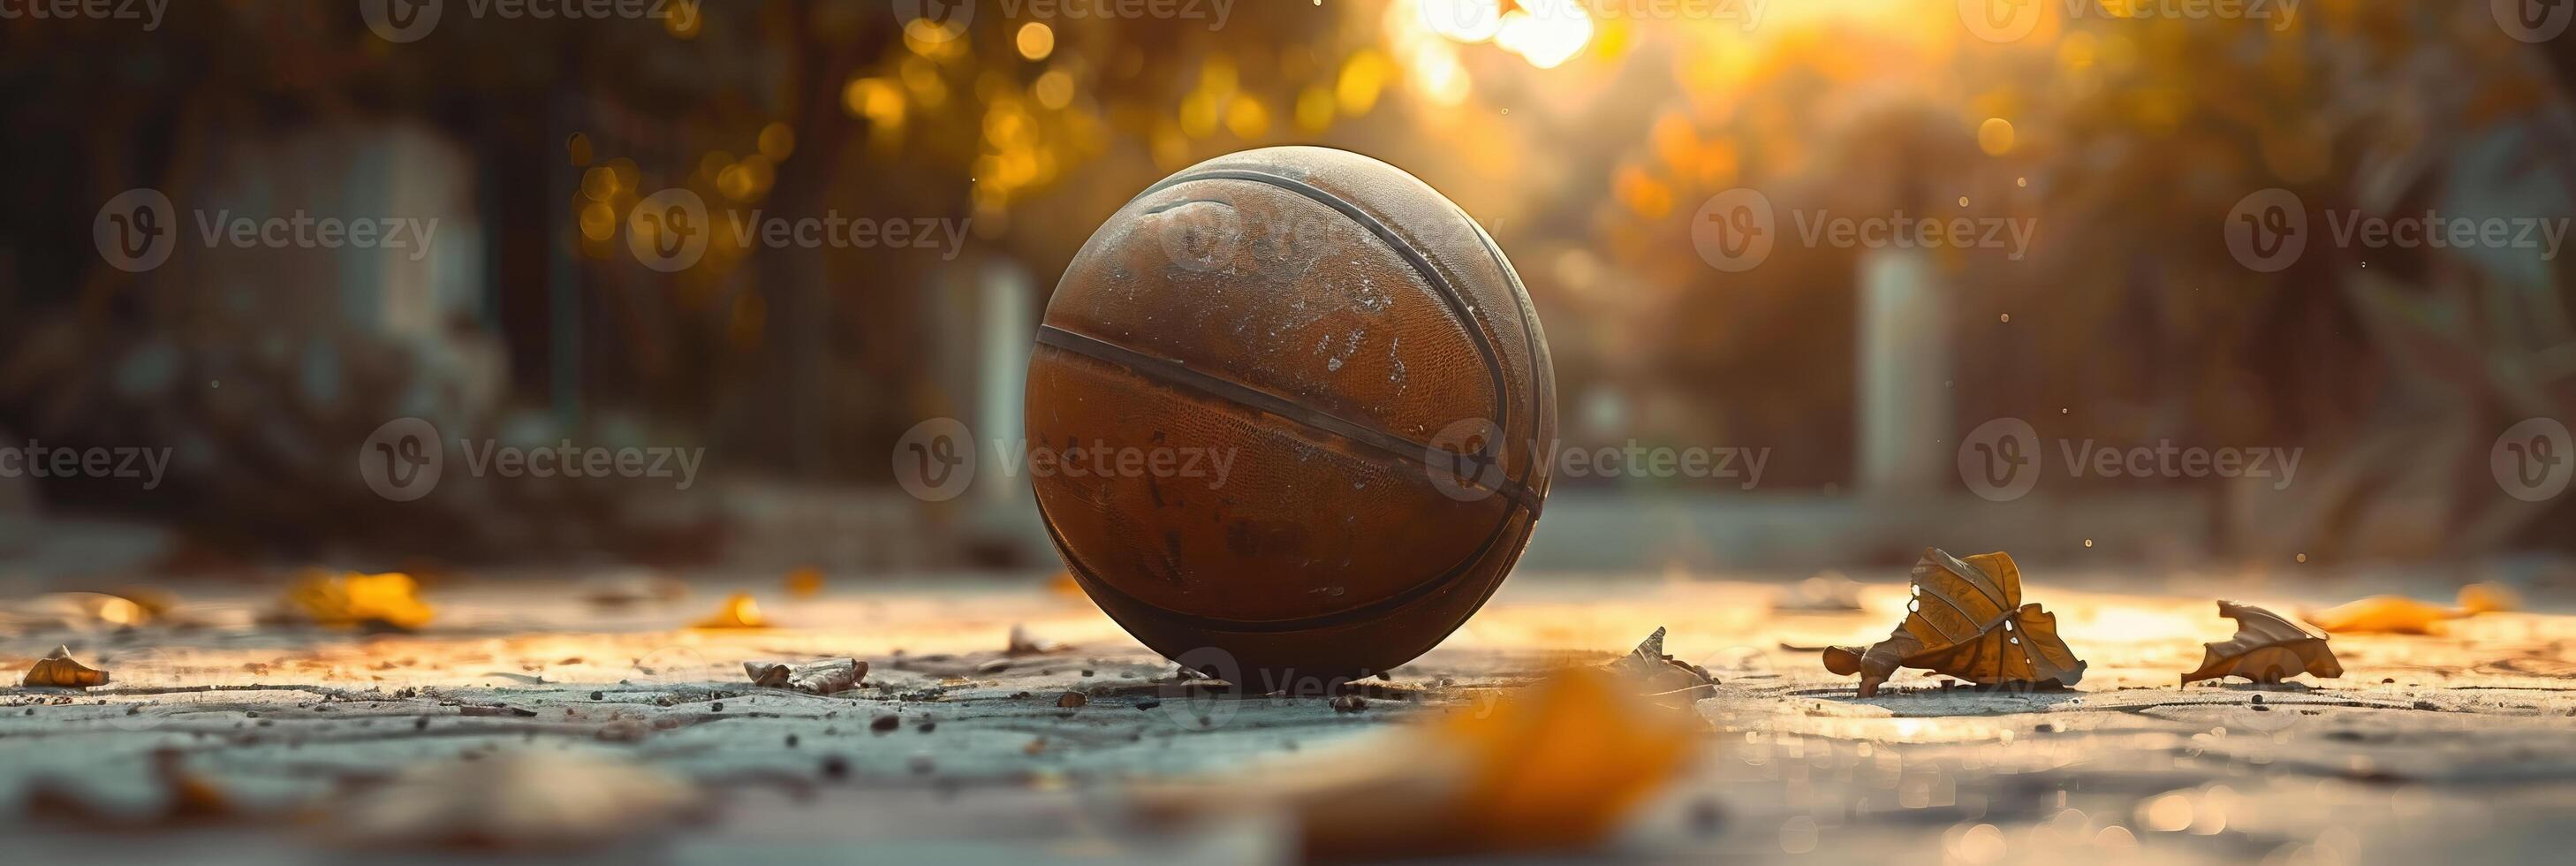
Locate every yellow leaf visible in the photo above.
<box><xmin>22</xmin><ymin>645</ymin><xmax>109</xmax><ymax>688</ymax></box>
<box><xmin>691</xmin><ymin>593</ymin><xmax>769</xmax><ymax>629</ymax></box>
<box><xmin>1299</xmin><ymin>667</ymin><xmax>1701</xmax><ymax>860</ymax></box>
<box><xmin>2180</xmin><ymin>601</ymin><xmax>2341</xmax><ymax>684</ymax></box>
<box><xmin>283</xmin><ymin>571</ymin><xmax>434</xmax><ymax>632</ymax></box>
<box><xmin>2302</xmin><ymin>583</ymin><xmax>2516</xmax><ymax>634</ymax></box>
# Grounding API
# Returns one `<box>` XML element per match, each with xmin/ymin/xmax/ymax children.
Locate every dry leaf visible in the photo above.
<box><xmin>1006</xmin><ymin>623</ymin><xmax>1066</xmax><ymax>655</ymax></box>
<box><xmin>2302</xmin><ymin>582</ymin><xmax>2521</xmax><ymax>634</ymax></box>
<box><xmin>280</xmin><ymin>571</ymin><xmax>435</xmax><ymax>631</ymax></box>
<box><xmin>22</xmin><ymin>645</ymin><xmax>109</xmax><ymax>688</ymax></box>
<box><xmin>337</xmin><ymin>750</ymin><xmax>707</xmax><ymax>850</ymax></box>
<box><xmin>741</xmin><ymin>657</ymin><xmax>864</xmax><ymax>695</ymax></box>
<box><xmin>1140</xmin><ymin>666</ymin><xmax>1699</xmax><ymax>861</ymax></box>
<box><xmin>784</xmin><ymin>566</ymin><xmax>824</xmax><ymax>599</ymax></box>
<box><xmin>1821</xmin><ymin>549</ymin><xmax>2086</xmax><ymax>697</ymax></box>
<box><xmin>2180</xmin><ymin>601</ymin><xmax>2343</xmax><ymax>684</ymax></box>
<box><xmin>690</xmin><ymin>593</ymin><xmax>769</xmax><ymax>629</ymax></box>
<box><xmin>1604</xmin><ymin>627</ymin><xmax>1715</xmax><ymax>707</ymax></box>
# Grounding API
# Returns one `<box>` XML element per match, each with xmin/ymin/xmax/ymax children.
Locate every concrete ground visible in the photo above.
<box><xmin>4</xmin><ymin>565</ymin><xmax>2574</xmax><ymax>863</ymax></box>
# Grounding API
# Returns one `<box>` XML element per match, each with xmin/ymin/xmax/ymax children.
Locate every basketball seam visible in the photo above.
<box><xmin>1459</xmin><ymin>209</ymin><xmax>1553</xmax><ymax>499</ymax></box>
<box><xmin>1035</xmin><ymin>325</ymin><xmax>1541</xmax><ymax>512</ymax></box>
<box><xmin>1141</xmin><ymin>168</ymin><xmax>1519</xmax><ymax>474</ymax></box>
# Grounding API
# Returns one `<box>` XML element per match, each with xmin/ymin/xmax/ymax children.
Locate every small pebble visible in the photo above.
<box><xmin>820</xmin><ymin>755</ymin><xmax>849</xmax><ymax>779</ymax></box>
<box><xmin>872</xmin><ymin>714</ymin><xmax>900</xmax><ymax>733</ymax></box>
<box><xmin>784</xmin><ymin>734</ymin><xmax>799</xmax><ymax>748</ymax></box>
<box><xmin>590</xmin><ymin>691</ymin><xmax>604</xmax><ymax>701</ymax></box>
<box><xmin>710</xmin><ymin>702</ymin><xmax>724</xmax><ymax>712</ymax></box>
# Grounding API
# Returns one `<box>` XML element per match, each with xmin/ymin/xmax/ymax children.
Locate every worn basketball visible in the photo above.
<box><xmin>1026</xmin><ymin>147</ymin><xmax>1555</xmax><ymax>683</ymax></box>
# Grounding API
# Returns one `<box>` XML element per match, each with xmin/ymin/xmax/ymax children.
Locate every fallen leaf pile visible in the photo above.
<box><xmin>2301</xmin><ymin>582</ymin><xmax>2520</xmax><ymax>634</ymax></box>
<box><xmin>2180</xmin><ymin>601</ymin><xmax>2342</xmax><ymax>685</ymax></box>
<box><xmin>21</xmin><ymin>645</ymin><xmax>109</xmax><ymax>688</ymax></box>
<box><xmin>1822</xmin><ymin>549</ymin><xmax>2087</xmax><ymax>697</ymax></box>
<box><xmin>1604</xmin><ymin>627</ymin><xmax>1715</xmax><ymax>708</ymax></box>
<box><xmin>277</xmin><ymin>571</ymin><xmax>436</xmax><ymax>631</ymax></box>
<box><xmin>741</xmin><ymin>657</ymin><xmax>865</xmax><ymax>695</ymax></box>
<box><xmin>690</xmin><ymin>592</ymin><xmax>769</xmax><ymax>629</ymax></box>
<box><xmin>1139</xmin><ymin>666</ymin><xmax>1700</xmax><ymax>861</ymax></box>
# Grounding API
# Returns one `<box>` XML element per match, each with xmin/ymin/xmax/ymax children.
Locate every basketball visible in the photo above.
<box><xmin>1026</xmin><ymin>147</ymin><xmax>1556</xmax><ymax>684</ymax></box>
